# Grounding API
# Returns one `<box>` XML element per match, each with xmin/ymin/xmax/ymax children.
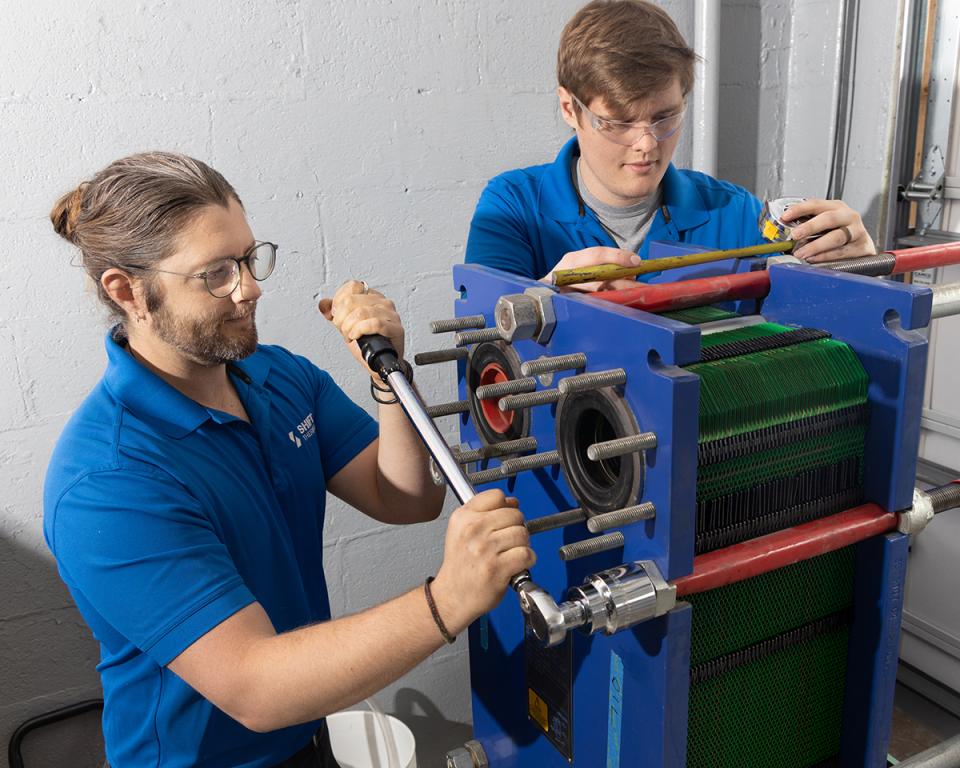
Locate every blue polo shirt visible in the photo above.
<box><xmin>43</xmin><ymin>330</ymin><xmax>379</xmax><ymax>768</ymax></box>
<box><xmin>465</xmin><ymin>137</ymin><xmax>766</xmax><ymax>280</ymax></box>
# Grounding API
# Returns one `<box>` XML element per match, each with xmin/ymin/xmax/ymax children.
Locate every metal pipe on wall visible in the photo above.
<box><xmin>692</xmin><ymin>0</ymin><xmax>719</xmax><ymax>177</ymax></box>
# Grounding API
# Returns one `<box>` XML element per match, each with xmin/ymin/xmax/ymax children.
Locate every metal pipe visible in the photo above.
<box><xmin>895</xmin><ymin>732</ymin><xmax>960</xmax><ymax>767</ymax></box>
<box><xmin>693</xmin><ymin>0</ymin><xmax>720</xmax><ymax>177</ymax></box>
<box><xmin>931</xmin><ymin>281</ymin><xmax>960</xmax><ymax>318</ymax></box>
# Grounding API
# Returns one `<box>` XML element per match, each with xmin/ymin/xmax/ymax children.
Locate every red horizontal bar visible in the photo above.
<box><xmin>592</xmin><ymin>242</ymin><xmax>960</xmax><ymax>312</ymax></box>
<box><xmin>673</xmin><ymin>504</ymin><xmax>898</xmax><ymax>597</ymax></box>
<box><xmin>592</xmin><ymin>271</ymin><xmax>771</xmax><ymax>313</ymax></box>
<box><xmin>889</xmin><ymin>242</ymin><xmax>960</xmax><ymax>274</ymax></box>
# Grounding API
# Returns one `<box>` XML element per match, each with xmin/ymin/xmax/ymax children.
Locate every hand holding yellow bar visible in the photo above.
<box><xmin>550</xmin><ymin>240</ymin><xmax>796</xmax><ymax>287</ymax></box>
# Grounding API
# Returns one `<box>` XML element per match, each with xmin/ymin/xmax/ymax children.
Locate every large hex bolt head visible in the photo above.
<box><xmin>496</xmin><ymin>293</ymin><xmax>541</xmax><ymax>343</ymax></box>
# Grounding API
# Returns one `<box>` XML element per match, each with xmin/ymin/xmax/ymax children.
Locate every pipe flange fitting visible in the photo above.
<box><xmin>446</xmin><ymin>740</ymin><xmax>489</xmax><ymax>768</ymax></box>
<box><xmin>898</xmin><ymin>487</ymin><xmax>935</xmax><ymax>534</ymax></box>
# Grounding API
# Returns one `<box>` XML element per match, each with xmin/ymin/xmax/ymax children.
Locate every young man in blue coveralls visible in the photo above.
<box><xmin>466</xmin><ymin>0</ymin><xmax>876</xmax><ymax>289</ymax></box>
<box><xmin>45</xmin><ymin>152</ymin><xmax>535</xmax><ymax>768</ymax></box>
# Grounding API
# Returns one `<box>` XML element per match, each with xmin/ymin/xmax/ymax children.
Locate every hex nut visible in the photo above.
<box><xmin>496</xmin><ymin>294</ymin><xmax>541</xmax><ymax>343</ymax></box>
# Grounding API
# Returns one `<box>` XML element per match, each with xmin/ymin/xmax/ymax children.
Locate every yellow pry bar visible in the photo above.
<box><xmin>550</xmin><ymin>240</ymin><xmax>796</xmax><ymax>287</ymax></box>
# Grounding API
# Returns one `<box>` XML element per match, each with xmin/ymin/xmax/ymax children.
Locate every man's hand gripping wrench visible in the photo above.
<box><xmin>358</xmin><ymin>334</ymin><xmax>578</xmax><ymax>645</ymax></box>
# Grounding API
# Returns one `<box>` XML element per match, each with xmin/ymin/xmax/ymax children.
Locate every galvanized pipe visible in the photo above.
<box><xmin>895</xmin><ymin>732</ymin><xmax>960</xmax><ymax>767</ymax></box>
<box><xmin>931</xmin><ymin>281</ymin><xmax>960</xmax><ymax>319</ymax></box>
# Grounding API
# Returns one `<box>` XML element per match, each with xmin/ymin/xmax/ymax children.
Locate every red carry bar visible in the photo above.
<box><xmin>673</xmin><ymin>504</ymin><xmax>898</xmax><ymax>597</ymax></box>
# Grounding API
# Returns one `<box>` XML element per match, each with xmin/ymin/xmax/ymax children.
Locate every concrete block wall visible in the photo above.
<box><xmin>0</xmin><ymin>1</ymin><xmax>900</xmax><ymax>766</ymax></box>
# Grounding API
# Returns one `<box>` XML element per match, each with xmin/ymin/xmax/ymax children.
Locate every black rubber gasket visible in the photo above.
<box><xmin>556</xmin><ymin>388</ymin><xmax>642</xmax><ymax>515</ymax></box>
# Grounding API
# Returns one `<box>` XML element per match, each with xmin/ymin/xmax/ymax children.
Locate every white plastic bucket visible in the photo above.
<box><xmin>326</xmin><ymin>710</ymin><xmax>417</xmax><ymax>768</ymax></box>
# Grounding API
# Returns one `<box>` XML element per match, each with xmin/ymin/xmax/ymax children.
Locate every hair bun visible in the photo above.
<box><xmin>50</xmin><ymin>182</ymin><xmax>89</xmax><ymax>244</ymax></box>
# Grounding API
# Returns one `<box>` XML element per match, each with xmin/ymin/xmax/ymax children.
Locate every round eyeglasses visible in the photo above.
<box><xmin>121</xmin><ymin>241</ymin><xmax>278</xmax><ymax>298</ymax></box>
<box><xmin>571</xmin><ymin>93</ymin><xmax>685</xmax><ymax>146</ymax></box>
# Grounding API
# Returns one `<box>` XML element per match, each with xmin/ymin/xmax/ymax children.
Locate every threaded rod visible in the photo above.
<box><xmin>521</xmin><ymin>353</ymin><xmax>588</xmax><ymax>377</ymax></box>
<box><xmin>587</xmin><ymin>432</ymin><xmax>657</xmax><ymax>461</ymax></box>
<box><xmin>414</xmin><ymin>347</ymin><xmax>469</xmax><ymax>366</ymax></box>
<box><xmin>558</xmin><ymin>532</ymin><xmax>625</xmax><ymax>561</ymax></box>
<box><xmin>430</xmin><ymin>315</ymin><xmax>486</xmax><ymax>333</ymax></box>
<box><xmin>455</xmin><ymin>328</ymin><xmax>503</xmax><ymax>347</ymax></box>
<box><xmin>558</xmin><ymin>368</ymin><xmax>627</xmax><ymax>394</ymax></box>
<box><xmin>425</xmin><ymin>400</ymin><xmax>470</xmax><ymax>418</ymax></box>
<box><xmin>498</xmin><ymin>388</ymin><xmax>561</xmax><ymax>412</ymax></box>
<box><xmin>454</xmin><ymin>437</ymin><xmax>538</xmax><ymax>464</ymax></box>
<box><xmin>527</xmin><ymin>508</ymin><xmax>586</xmax><ymax>534</ymax></box>
<box><xmin>586</xmin><ymin>502</ymin><xmax>657</xmax><ymax>533</ymax></box>
<box><xmin>475</xmin><ymin>377</ymin><xmax>537</xmax><ymax>400</ymax></box>
<box><xmin>467</xmin><ymin>466</ymin><xmax>507</xmax><ymax>485</ymax></box>
<box><xmin>500</xmin><ymin>450</ymin><xmax>561</xmax><ymax>474</ymax></box>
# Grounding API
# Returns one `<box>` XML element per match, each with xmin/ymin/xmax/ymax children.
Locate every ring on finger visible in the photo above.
<box><xmin>359</xmin><ymin>280</ymin><xmax>370</xmax><ymax>294</ymax></box>
<box><xmin>840</xmin><ymin>226</ymin><xmax>853</xmax><ymax>246</ymax></box>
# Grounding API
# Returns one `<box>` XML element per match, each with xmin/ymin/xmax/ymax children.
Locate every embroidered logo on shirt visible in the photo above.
<box><xmin>289</xmin><ymin>412</ymin><xmax>316</xmax><ymax>448</ymax></box>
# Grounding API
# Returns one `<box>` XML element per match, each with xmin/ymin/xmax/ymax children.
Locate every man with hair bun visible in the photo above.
<box><xmin>466</xmin><ymin>0</ymin><xmax>875</xmax><ymax>288</ymax></box>
<box><xmin>46</xmin><ymin>152</ymin><xmax>534</xmax><ymax>768</ymax></box>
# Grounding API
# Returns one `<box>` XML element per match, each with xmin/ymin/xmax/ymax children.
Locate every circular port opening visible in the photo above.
<box><xmin>467</xmin><ymin>341</ymin><xmax>530</xmax><ymax>446</ymax></box>
<box><xmin>556</xmin><ymin>389</ymin><xmax>642</xmax><ymax>515</ymax></box>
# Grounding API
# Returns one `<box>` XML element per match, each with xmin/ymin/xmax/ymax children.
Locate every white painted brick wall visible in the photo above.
<box><xmin>0</xmin><ymin>1</ymin><xmax>899</xmax><ymax>766</ymax></box>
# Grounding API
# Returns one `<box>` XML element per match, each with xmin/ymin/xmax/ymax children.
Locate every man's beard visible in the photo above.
<box><xmin>144</xmin><ymin>280</ymin><xmax>259</xmax><ymax>366</ymax></box>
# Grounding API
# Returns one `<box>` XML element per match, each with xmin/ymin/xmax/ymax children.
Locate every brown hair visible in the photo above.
<box><xmin>558</xmin><ymin>0</ymin><xmax>697</xmax><ymax>119</ymax></box>
<box><xmin>50</xmin><ymin>151</ymin><xmax>242</xmax><ymax>322</ymax></box>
